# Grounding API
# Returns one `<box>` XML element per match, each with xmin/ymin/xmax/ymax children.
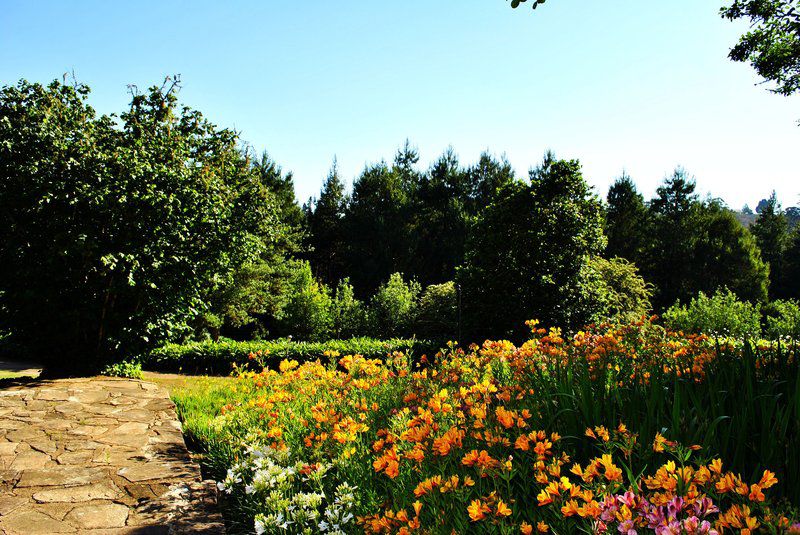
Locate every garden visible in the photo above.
<box><xmin>160</xmin><ymin>309</ymin><xmax>800</xmax><ymax>534</ymax></box>
<box><xmin>3</xmin><ymin>1</ymin><xmax>800</xmax><ymax>532</ymax></box>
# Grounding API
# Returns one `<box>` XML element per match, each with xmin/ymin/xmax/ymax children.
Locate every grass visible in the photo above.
<box><xmin>145</xmin><ymin>372</ymin><xmax>241</xmax><ymax>477</ymax></box>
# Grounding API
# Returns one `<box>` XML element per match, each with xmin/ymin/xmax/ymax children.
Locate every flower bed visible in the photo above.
<box><xmin>174</xmin><ymin>319</ymin><xmax>800</xmax><ymax>534</ymax></box>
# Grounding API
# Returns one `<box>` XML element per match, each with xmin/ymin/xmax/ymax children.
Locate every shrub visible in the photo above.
<box><xmin>414</xmin><ymin>281</ymin><xmax>458</xmax><ymax>340</ymax></box>
<box><xmin>765</xmin><ymin>299</ymin><xmax>800</xmax><ymax>341</ymax></box>
<box><xmin>663</xmin><ymin>288</ymin><xmax>762</xmax><ymax>339</ymax></box>
<box><xmin>142</xmin><ymin>337</ymin><xmax>435</xmax><ymax>375</ymax></box>
<box><xmin>368</xmin><ymin>273</ymin><xmax>421</xmax><ymax>337</ymax></box>
<box><xmin>100</xmin><ymin>360</ymin><xmax>143</xmax><ymax>379</ymax></box>
<box><xmin>584</xmin><ymin>256</ymin><xmax>653</xmax><ymax>323</ymax></box>
<box><xmin>330</xmin><ymin>278</ymin><xmax>368</xmax><ymax>339</ymax></box>
<box><xmin>273</xmin><ymin>261</ymin><xmax>333</xmax><ymax>341</ymax></box>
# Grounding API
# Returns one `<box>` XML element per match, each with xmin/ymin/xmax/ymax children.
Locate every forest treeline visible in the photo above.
<box><xmin>1</xmin><ymin>79</ymin><xmax>799</xmax><ymax>369</ymax></box>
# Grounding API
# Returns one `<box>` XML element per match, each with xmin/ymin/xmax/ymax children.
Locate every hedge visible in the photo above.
<box><xmin>141</xmin><ymin>337</ymin><xmax>439</xmax><ymax>375</ymax></box>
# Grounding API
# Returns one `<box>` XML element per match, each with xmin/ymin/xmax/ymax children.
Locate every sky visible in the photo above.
<box><xmin>2</xmin><ymin>0</ymin><xmax>799</xmax><ymax>209</ymax></box>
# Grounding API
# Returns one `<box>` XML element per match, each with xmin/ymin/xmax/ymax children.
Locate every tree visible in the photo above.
<box><xmin>342</xmin><ymin>147</ymin><xmax>417</xmax><ymax>294</ymax></box>
<box><xmin>407</xmin><ymin>148</ymin><xmax>471</xmax><ymax>286</ymax></box>
<box><xmin>330</xmin><ymin>278</ymin><xmax>368</xmax><ymax>338</ymax></box>
<box><xmin>605</xmin><ymin>173</ymin><xmax>649</xmax><ymax>263</ymax></box>
<box><xmin>783</xmin><ymin>228</ymin><xmax>800</xmax><ymax>298</ymax></box>
<box><xmin>751</xmin><ymin>191</ymin><xmax>789</xmax><ymax>297</ymax></box>
<box><xmin>721</xmin><ymin>0</ymin><xmax>800</xmax><ymax>96</ymax></box>
<box><xmin>465</xmin><ymin>151</ymin><xmax>516</xmax><ymax>213</ymax></box>
<box><xmin>645</xmin><ymin>168</ymin><xmax>701</xmax><ymax>309</ymax></box>
<box><xmin>663</xmin><ymin>288</ymin><xmax>762</xmax><ymax>339</ymax></box>
<box><xmin>691</xmin><ymin>201</ymin><xmax>770</xmax><ymax>303</ymax></box>
<box><xmin>272</xmin><ymin>261</ymin><xmax>333</xmax><ymax>341</ymax></box>
<box><xmin>508</xmin><ymin>0</ymin><xmax>547</xmax><ymax>8</ymax></box>
<box><xmin>0</xmin><ymin>79</ymin><xmax>286</xmax><ymax>370</ymax></box>
<box><xmin>457</xmin><ymin>153</ymin><xmax>606</xmax><ymax>341</ymax></box>
<box><xmin>785</xmin><ymin>206</ymin><xmax>800</xmax><ymax>227</ymax></box>
<box><xmin>306</xmin><ymin>159</ymin><xmax>348</xmax><ymax>284</ymax></box>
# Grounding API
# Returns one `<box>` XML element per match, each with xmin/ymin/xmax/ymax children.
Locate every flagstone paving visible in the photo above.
<box><xmin>0</xmin><ymin>377</ymin><xmax>224</xmax><ymax>534</ymax></box>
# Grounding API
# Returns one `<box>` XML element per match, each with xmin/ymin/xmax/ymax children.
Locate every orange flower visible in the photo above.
<box><xmin>561</xmin><ymin>499</ymin><xmax>580</xmax><ymax>517</ymax></box>
<box><xmin>759</xmin><ymin>470</ymin><xmax>778</xmax><ymax>489</ymax></box>
<box><xmin>748</xmin><ymin>484</ymin><xmax>765</xmax><ymax>502</ymax></box>
<box><xmin>709</xmin><ymin>458</ymin><xmax>723</xmax><ymax>474</ymax></box>
<box><xmin>467</xmin><ymin>499</ymin><xmax>490</xmax><ymax>522</ymax></box>
<box><xmin>537</xmin><ymin>521</ymin><xmax>550</xmax><ymax>533</ymax></box>
<box><xmin>462</xmin><ymin>449</ymin><xmax>479</xmax><ymax>466</ymax></box>
<box><xmin>520</xmin><ymin>521</ymin><xmax>533</xmax><ymax>535</ymax></box>
<box><xmin>515</xmin><ymin>434</ymin><xmax>530</xmax><ymax>451</ymax></box>
<box><xmin>496</xmin><ymin>406</ymin><xmax>516</xmax><ymax>429</ymax></box>
<box><xmin>496</xmin><ymin>499</ymin><xmax>512</xmax><ymax>517</ymax></box>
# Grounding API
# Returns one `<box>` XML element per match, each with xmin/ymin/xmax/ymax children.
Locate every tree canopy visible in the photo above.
<box><xmin>0</xmin><ymin>79</ymin><xmax>291</xmax><ymax>369</ymax></box>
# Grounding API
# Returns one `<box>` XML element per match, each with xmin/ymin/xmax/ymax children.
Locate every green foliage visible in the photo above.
<box><xmin>273</xmin><ymin>261</ymin><xmax>333</xmax><ymax>341</ymax></box>
<box><xmin>784</xmin><ymin>228</ymin><xmax>800</xmax><ymax>297</ymax></box>
<box><xmin>304</xmin><ymin>145</ymin><xmax>516</xmax><ymax>295</ymax></box>
<box><xmin>752</xmin><ymin>191</ymin><xmax>790</xmax><ymax>298</ymax></box>
<box><xmin>457</xmin><ymin>153</ymin><xmax>606</xmax><ymax>340</ymax></box>
<box><xmin>100</xmin><ymin>360</ymin><xmax>143</xmax><ymax>379</ymax></box>
<box><xmin>721</xmin><ymin>0</ymin><xmax>800</xmax><ymax>96</ymax></box>
<box><xmin>414</xmin><ymin>282</ymin><xmax>459</xmax><ymax>340</ymax></box>
<box><xmin>142</xmin><ymin>337</ymin><xmax>434</xmax><ymax>375</ymax></box>
<box><xmin>305</xmin><ymin>159</ymin><xmax>348</xmax><ymax>285</ymax></box>
<box><xmin>765</xmin><ymin>299</ymin><xmax>800</xmax><ymax>340</ymax></box>
<box><xmin>0</xmin><ymin>79</ymin><xmax>288</xmax><ymax>371</ymax></box>
<box><xmin>692</xmin><ymin>201</ymin><xmax>770</xmax><ymax>303</ymax></box>
<box><xmin>644</xmin><ymin>169</ymin><xmax>703</xmax><ymax>308</ymax></box>
<box><xmin>368</xmin><ymin>273</ymin><xmax>421</xmax><ymax>338</ymax></box>
<box><xmin>635</xmin><ymin>169</ymin><xmax>768</xmax><ymax>309</ymax></box>
<box><xmin>663</xmin><ymin>288</ymin><xmax>762</xmax><ymax>339</ymax></box>
<box><xmin>343</xmin><ymin>159</ymin><xmax>414</xmax><ymax>293</ymax></box>
<box><xmin>585</xmin><ymin>256</ymin><xmax>653</xmax><ymax>322</ymax></box>
<box><xmin>604</xmin><ymin>173</ymin><xmax>649</xmax><ymax>262</ymax></box>
<box><xmin>330</xmin><ymin>278</ymin><xmax>368</xmax><ymax>339</ymax></box>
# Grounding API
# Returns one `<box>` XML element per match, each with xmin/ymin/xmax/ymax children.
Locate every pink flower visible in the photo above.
<box><xmin>617</xmin><ymin>491</ymin><xmax>637</xmax><ymax>508</ymax></box>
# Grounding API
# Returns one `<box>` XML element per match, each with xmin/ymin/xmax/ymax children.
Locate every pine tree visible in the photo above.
<box><xmin>605</xmin><ymin>173</ymin><xmax>648</xmax><ymax>263</ymax></box>
<box><xmin>751</xmin><ymin>191</ymin><xmax>789</xmax><ymax>298</ymax></box>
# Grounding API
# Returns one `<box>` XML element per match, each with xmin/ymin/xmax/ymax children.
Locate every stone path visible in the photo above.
<box><xmin>0</xmin><ymin>377</ymin><xmax>225</xmax><ymax>534</ymax></box>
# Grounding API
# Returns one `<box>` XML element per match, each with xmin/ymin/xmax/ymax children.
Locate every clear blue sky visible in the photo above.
<box><xmin>2</xmin><ymin>0</ymin><xmax>798</xmax><ymax>209</ymax></box>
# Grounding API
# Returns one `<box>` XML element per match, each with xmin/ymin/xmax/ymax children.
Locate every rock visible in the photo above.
<box><xmin>55</xmin><ymin>450</ymin><xmax>95</xmax><ymax>465</ymax></box>
<box><xmin>0</xmin><ymin>495</ymin><xmax>26</xmax><ymax>516</ymax></box>
<box><xmin>32</xmin><ymin>482</ymin><xmax>121</xmax><ymax>503</ymax></box>
<box><xmin>117</xmin><ymin>463</ymin><xmax>190</xmax><ymax>482</ymax></box>
<box><xmin>0</xmin><ymin>377</ymin><xmax>224</xmax><ymax>532</ymax></box>
<box><xmin>0</xmin><ymin>509</ymin><xmax>77</xmax><ymax>533</ymax></box>
<box><xmin>36</xmin><ymin>390</ymin><xmax>71</xmax><ymax>402</ymax></box>
<box><xmin>64</xmin><ymin>503</ymin><xmax>129</xmax><ymax>529</ymax></box>
<box><xmin>0</xmin><ymin>442</ymin><xmax>19</xmax><ymax>455</ymax></box>
<box><xmin>9</xmin><ymin>450</ymin><xmax>52</xmax><ymax>470</ymax></box>
<box><xmin>16</xmin><ymin>466</ymin><xmax>106</xmax><ymax>487</ymax></box>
